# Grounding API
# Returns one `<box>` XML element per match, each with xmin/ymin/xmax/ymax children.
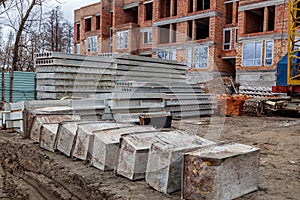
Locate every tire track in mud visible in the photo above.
<box><xmin>0</xmin><ymin>138</ymin><xmax>108</xmax><ymax>200</ymax></box>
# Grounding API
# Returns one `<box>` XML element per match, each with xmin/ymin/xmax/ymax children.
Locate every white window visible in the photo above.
<box><xmin>117</xmin><ymin>30</ymin><xmax>129</xmax><ymax>49</ymax></box>
<box><xmin>265</xmin><ymin>40</ymin><xmax>273</xmax><ymax>66</ymax></box>
<box><xmin>83</xmin><ymin>40</ymin><xmax>86</xmax><ymax>52</ymax></box>
<box><xmin>157</xmin><ymin>50</ymin><xmax>169</xmax><ymax>59</ymax></box>
<box><xmin>87</xmin><ymin>36</ymin><xmax>98</xmax><ymax>52</ymax></box>
<box><xmin>170</xmin><ymin>49</ymin><xmax>176</xmax><ymax>60</ymax></box>
<box><xmin>186</xmin><ymin>48</ymin><xmax>192</xmax><ymax>68</ymax></box>
<box><xmin>242</xmin><ymin>41</ymin><xmax>262</xmax><ymax>66</ymax></box>
<box><xmin>223</xmin><ymin>29</ymin><xmax>232</xmax><ymax>50</ymax></box>
<box><xmin>234</xmin><ymin>28</ymin><xmax>238</xmax><ymax>49</ymax></box>
<box><xmin>143</xmin><ymin>31</ymin><xmax>152</xmax><ymax>44</ymax></box>
<box><xmin>76</xmin><ymin>43</ymin><xmax>80</xmax><ymax>54</ymax></box>
<box><xmin>194</xmin><ymin>46</ymin><xmax>208</xmax><ymax>68</ymax></box>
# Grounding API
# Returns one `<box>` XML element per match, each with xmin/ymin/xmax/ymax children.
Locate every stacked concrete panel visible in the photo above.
<box><xmin>95</xmin><ymin>92</ymin><xmax>168</xmax><ymax>123</ymax></box>
<box><xmin>35</xmin><ymin>52</ymin><xmax>187</xmax><ymax>100</ymax></box>
<box><xmin>165</xmin><ymin>93</ymin><xmax>217</xmax><ymax>118</ymax></box>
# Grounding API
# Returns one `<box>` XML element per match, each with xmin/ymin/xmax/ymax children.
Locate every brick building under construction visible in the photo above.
<box><xmin>74</xmin><ymin>0</ymin><xmax>288</xmax><ymax>86</ymax></box>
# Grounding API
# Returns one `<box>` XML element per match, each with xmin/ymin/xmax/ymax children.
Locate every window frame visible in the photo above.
<box><xmin>116</xmin><ymin>30</ymin><xmax>130</xmax><ymax>50</ymax></box>
<box><xmin>242</xmin><ymin>41</ymin><xmax>263</xmax><ymax>67</ymax></box>
<box><xmin>193</xmin><ymin>46</ymin><xmax>209</xmax><ymax>68</ymax></box>
<box><xmin>264</xmin><ymin>40</ymin><xmax>274</xmax><ymax>66</ymax></box>
<box><xmin>85</xmin><ymin>17</ymin><xmax>92</xmax><ymax>32</ymax></box>
<box><xmin>223</xmin><ymin>28</ymin><xmax>232</xmax><ymax>50</ymax></box>
<box><xmin>143</xmin><ymin>31</ymin><xmax>152</xmax><ymax>44</ymax></box>
<box><xmin>157</xmin><ymin>49</ymin><xmax>169</xmax><ymax>60</ymax></box>
<box><xmin>76</xmin><ymin>43</ymin><xmax>80</xmax><ymax>54</ymax></box>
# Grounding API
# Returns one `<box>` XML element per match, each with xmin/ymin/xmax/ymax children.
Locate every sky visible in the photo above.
<box><xmin>50</xmin><ymin>0</ymin><xmax>99</xmax><ymax>22</ymax></box>
<box><xmin>0</xmin><ymin>0</ymin><xmax>99</xmax><ymax>40</ymax></box>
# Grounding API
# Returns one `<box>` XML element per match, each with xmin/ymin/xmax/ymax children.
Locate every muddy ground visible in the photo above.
<box><xmin>0</xmin><ymin>116</ymin><xmax>299</xmax><ymax>200</ymax></box>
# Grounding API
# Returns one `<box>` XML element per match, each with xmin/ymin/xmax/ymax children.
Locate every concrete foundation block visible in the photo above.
<box><xmin>40</xmin><ymin>123</ymin><xmax>59</xmax><ymax>152</ymax></box>
<box><xmin>72</xmin><ymin>122</ymin><xmax>129</xmax><ymax>160</ymax></box>
<box><xmin>29</xmin><ymin>115</ymin><xmax>80</xmax><ymax>142</ymax></box>
<box><xmin>182</xmin><ymin>142</ymin><xmax>260</xmax><ymax>200</ymax></box>
<box><xmin>55</xmin><ymin>121</ymin><xmax>81</xmax><ymax>157</ymax></box>
<box><xmin>116</xmin><ymin>131</ymin><xmax>161</xmax><ymax>180</ymax></box>
<box><xmin>91</xmin><ymin>126</ymin><xmax>155</xmax><ymax>171</ymax></box>
<box><xmin>145</xmin><ymin>132</ymin><xmax>215</xmax><ymax>194</ymax></box>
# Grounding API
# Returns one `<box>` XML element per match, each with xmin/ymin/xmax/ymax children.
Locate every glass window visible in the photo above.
<box><xmin>117</xmin><ymin>30</ymin><xmax>129</xmax><ymax>49</ymax></box>
<box><xmin>186</xmin><ymin>48</ymin><xmax>192</xmax><ymax>68</ymax></box>
<box><xmin>223</xmin><ymin>29</ymin><xmax>232</xmax><ymax>50</ymax></box>
<box><xmin>265</xmin><ymin>40</ymin><xmax>273</xmax><ymax>66</ymax></box>
<box><xmin>143</xmin><ymin>31</ymin><xmax>152</xmax><ymax>44</ymax></box>
<box><xmin>157</xmin><ymin>50</ymin><xmax>169</xmax><ymax>59</ymax></box>
<box><xmin>76</xmin><ymin>43</ymin><xmax>80</xmax><ymax>54</ymax></box>
<box><xmin>170</xmin><ymin>49</ymin><xmax>176</xmax><ymax>61</ymax></box>
<box><xmin>242</xmin><ymin>41</ymin><xmax>262</xmax><ymax>66</ymax></box>
<box><xmin>194</xmin><ymin>46</ymin><xmax>208</xmax><ymax>68</ymax></box>
<box><xmin>83</xmin><ymin>40</ymin><xmax>86</xmax><ymax>52</ymax></box>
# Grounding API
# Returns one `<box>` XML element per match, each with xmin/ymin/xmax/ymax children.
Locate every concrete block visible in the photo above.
<box><xmin>116</xmin><ymin>131</ymin><xmax>159</xmax><ymax>180</ymax></box>
<box><xmin>72</xmin><ymin>122</ymin><xmax>130</xmax><ymax>160</ymax></box>
<box><xmin>29</xmin><ymin>115</ymin><xmax>80</xmax><ymax>142</ymax></box>
<box><xmin>145</xmin><ymin>132</ymin><xmax>215</xmax><ymax>194</ymax></box>
<box><xmin>40</xmin><ymin>123</ymin><xmax>59</xmax><ymax>152</ymax></box>
<box><xmin>4</xmin><ymin>101</ymin><xmax>25</xmax><ymax>111</ymax></box>
<box><xmin>55</xmin><ymin>121</ymin><xmax>80</xmax><ymax>157</ymax></box>
<box><xmin>182</xmin><ymin>142</ymin><xmax>260</xmax><ymax>200</ymax></box>
<box><xmin>2</xmin><ymin>111</ymin><xmax>23</xmax><ymax>121</ymax></box>
<box><xmin>91</xmin><ymin>126</ymin><xmax>156</xmax><ymax>171</ymax></box>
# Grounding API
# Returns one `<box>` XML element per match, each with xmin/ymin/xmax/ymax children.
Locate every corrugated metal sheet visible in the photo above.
<box><xmin>0</xmin><ymin>71</ymin><xmax>36</xmax><ymax>102</ymax></box>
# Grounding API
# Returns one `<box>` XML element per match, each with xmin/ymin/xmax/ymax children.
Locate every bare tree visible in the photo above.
<box><xmin>43</xmin><ymin>6</ymin><xmax>72</xmax><ymax>52</ymax></box>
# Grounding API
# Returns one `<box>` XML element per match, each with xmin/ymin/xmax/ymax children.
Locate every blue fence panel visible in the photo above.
<box><xmin>0</xmin><ymin>71</ymin><xmax>36</xmax><ymax>102</ymax></box>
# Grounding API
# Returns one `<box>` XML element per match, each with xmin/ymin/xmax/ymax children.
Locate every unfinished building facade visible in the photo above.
<box><xmin>74</xmin><ymin>0</ymin><xmax>289</xmax><ymax>85</ymax></box>
<box><xmin>236</xmin><ymin>0</ymin><xmax>288</xmax><ymax>87</ymax></box>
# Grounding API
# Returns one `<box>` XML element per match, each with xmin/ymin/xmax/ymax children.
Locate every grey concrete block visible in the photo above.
<box><xmin>72</xmin><ymin>122</ymin><xmax>129</xmax><ymax>160</ymax></box>
<box><xmin>182</xmin><ymin>142</ymin><xmax>260</xmax><ymax>200</ymax></box>
<box><xmin>116</xmin><ymin>131</ymin><xmax>160</xmax><ymax>180</ymax></box>
<box><xmin>145</xmin><ymin>132</ymin><xmax>215</xmax><ymax>194</ymax></box>
<box><xmin>40</xmin><ymin>123</ymin><xmax>59</xmax><ymax>152</ymax></box>
<box><xmin>91</xmin><ymin>126</ymin><xmax>155</xmax><ymax>171</ymax></box>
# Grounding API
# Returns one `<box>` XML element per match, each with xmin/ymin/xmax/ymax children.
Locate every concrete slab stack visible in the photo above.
<box><xmin>165</xmin><ymin>94</ymin><xmax>217</xmax><ymax>118</ymax></box>
<box><xmin>94</xmin><ymin>93</ymin><xmax>168</xmax><ymax>123</ymax></box>
<box><xmin>35</xmin><ymin>52</ymin><xmax>187</xmax><ymax>100</ymax></box>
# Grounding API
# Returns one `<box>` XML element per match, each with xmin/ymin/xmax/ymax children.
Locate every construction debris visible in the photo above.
<box><xmin>216</xmin><ymin>94</ymin><xmax>252</xmax><ymax>116</ymax></box>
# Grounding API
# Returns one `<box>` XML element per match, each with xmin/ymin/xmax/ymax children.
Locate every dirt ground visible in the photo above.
<box><xmin>0</xmin><ymin>116</ymin><xmax>299</xmax><ymax>200</ymax></box>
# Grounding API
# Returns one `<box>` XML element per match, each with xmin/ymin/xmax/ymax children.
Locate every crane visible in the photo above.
<box><xmin>287</xmin><ymin>0</ymin><xmax>300</xmax><ymax>93</ymax></box>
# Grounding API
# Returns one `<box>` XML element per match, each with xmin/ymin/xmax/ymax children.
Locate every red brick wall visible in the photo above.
<box><xmin>236</xmin><ymin>2</ymin><xmax>288</xmax><ymax>71</ymax></box>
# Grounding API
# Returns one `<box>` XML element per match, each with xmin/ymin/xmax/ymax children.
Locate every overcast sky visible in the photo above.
<box><xmin>50</xmin><ymin>0</ymin><xmax>99</xmax><ymax>22</ymax></box>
